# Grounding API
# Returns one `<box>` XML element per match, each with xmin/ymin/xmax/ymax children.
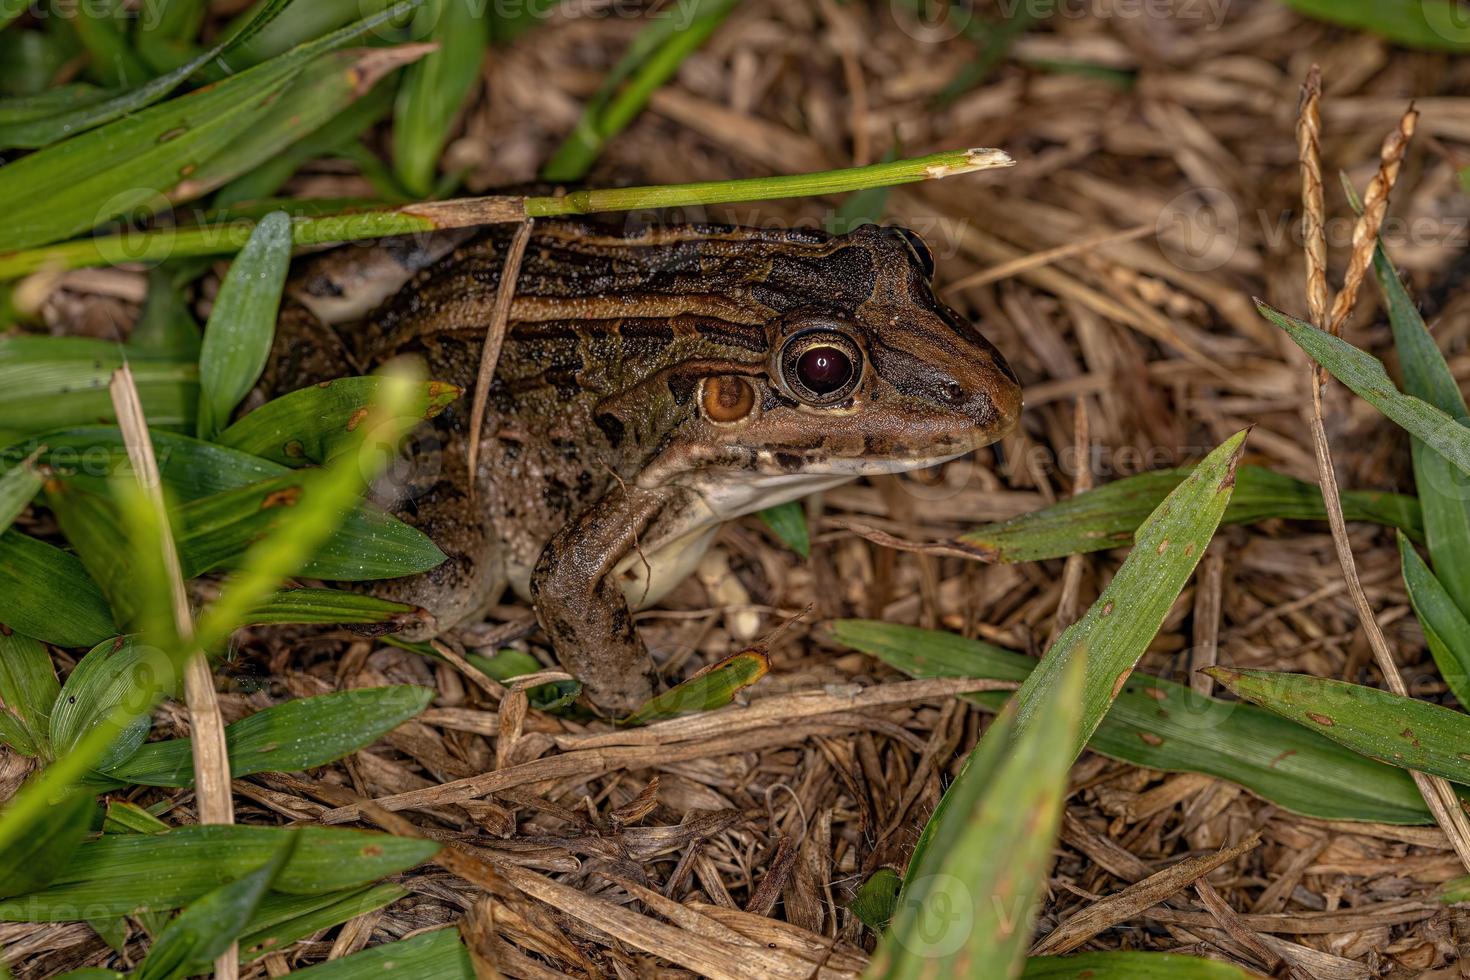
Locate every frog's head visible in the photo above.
<box><xmin>649</xmin><ymin>224</ymin><xmax>1020</xmax><ymax>492</ymax></box>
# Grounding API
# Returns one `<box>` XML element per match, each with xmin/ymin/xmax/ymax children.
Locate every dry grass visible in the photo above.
<box><xmin>14</xmin><ymin>0</ymin><xmax>1470</xmax><ymax>976</ymax></box>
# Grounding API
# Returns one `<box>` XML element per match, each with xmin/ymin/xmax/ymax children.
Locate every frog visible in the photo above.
<box><xmin>265</xmin><ymin>219</ymin><xmax>1022</xmax><ymax>714</ymax></box>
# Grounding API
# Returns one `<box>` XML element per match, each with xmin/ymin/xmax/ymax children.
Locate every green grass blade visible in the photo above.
<box><xmin>619</xmin><ymin>649</ymin><xmax>769</xmax><ymax>726</ymax></box>
<box><xmin>130</xmin><ymin>269</ymin><xmax>202</xmax><ymax>359</ymax></box>
<box><xmin>1277</xmin><ymin>0</ymin><xmax>1470</xmax><ymax>50</ymax></box>
<box><xmin>0</xmin><ymin>372</ymin><xmax>428</xmax><ymax>857</ymax></box>
<box><xmin>0</xmin><ymin>631</ymin><xmax>60</xmax><ymax>759</ymax></box>
<box><xmin>0</xmin><ymin>85</ymin><xmax>114</xmax><ymax>125</ymax></box>
<box><xmin>1398</xmin><ymin>533</ymin><xmax>1470</xmax><ymax>707</ymax></box>
<box><xmin>140</xmin><ymin>0</ymin><xmax>210</xmax><ymax>43</ymax></box>
<box><xmin>193</xmin><ymin>364</ymin><xmax>427</xmax><ymax>652</ymax></box>
<box><xmin>0</xmin><ymin>709</ymin><xmax>33</xmax><ymax>759</ymax></box>
<box><xmin>67</xmin><ymin>7</ymin><xmax>149</xmax><ymax>89</ymax></box>
<box><xmin>134</xmin><ymin>834</ymin><xmax>297</xmax><ymax>980</ymax></box>
<box><xmin>103</xmin><ymin>800</ymin><xmax>171</xmax><ymax>835</ymax></box>
<box><xmin>214</xmin><ymin>77</ymin><xmax>396</xmax><ymax>207</ymax></box>
<box><xmin>392</xmin><ymin>0</ymin><xmax>487</xmax><ymax>196</ymax></box>
<box><xmin>850</xmin><ymin>869</ymin><xmax>901</xmax><ymax>932</ymax></box>
<box><xmin>0</xmin><ymin>68</ymin><xmax>290</xmax><ymax>251</ymax></box>
<box><xmin>45</xmin><ymin>479</ymin><xmax>155</xmax><ymax>629</ymax></box>
<box><xmin>196</xmin><ymin>211</ymin><xmax>292</xmax><ymax>441</ymax></box>
<box><xmin>1262</xmin><ymin>301</ymin><xmax>1470</xmax><ymax>478</ymax></box>
<box><xmin>7</xmin><ymin>427</ymin><xmax>314</xmax><ymax>502</ymax></box>
<box><xmin>1206</xmin><ymin>665</ymin><xmax>1470</xmax><ymax>784</ymax></box>
<box><xmin>1436</xmin><ymin>875</ymin><xmax>1470</xmax><ymax>904</ymax></box>
<box><xmin>1376</xmin><ymin>245</ymin><xmax>1470</xmax><ymax>620</ymax></box>
<box><xmin>0</xmin><ymin>56</ymin><xmax>206</xmax><ymax>147</ymax></box>
<box><xmin>0</xmin><ymin>338</ymin><xmax>197</xmax><ymax>438</ymax></box>
<box><xmin>46</xmin><ymin>464</ymin><xmax>443</xmax><ymax>614</ymax></box>
<box><xmin>217</xmin><ymin>377</ymin><xmax>462</xmax><ymax>466</ymax></box>
<box><xmin>238</xmin><ymin>884</ymin><xmax>407</xmax><ymax>964</ymax></box>
<box><xmin>182</xmin><ymin>44</ymin><xmax>433</xmax><ymax>202</ymax></box>
<box><xmin>103</xmin><ymin>686</ymin><xmax>434</xmax><ymax>787</ymax></box>
<box><xmin>757</xmin><ymin>500</ymin><xmax>810</xmax><ymax>557</ymax></box>
<box><xmin>870</xmin><ymin>653</ymin><xmax>1084</xmax><ymax>977</ymax></box>
<box><xmin>15</xmin><ymin>430</ymin><xmax>437</xmax><ymax>580</ymax></box>
<box><xmin>0</xmin><ymin>530</ymin><xmax>116</xmax><ymax>648</ymax></box>
<box><xmin>0</xmin><ymin>1</ymin><xmax>426</xmax><ymax>252</ymax></box>
<box><xmin>0</xmin><ymin>825</ymin><xmax>439</xmax><ymax>920</ymax></box>
<box><xmin>0</xmin><ymin>28</ymin><xmax>70</xmax><ymax>96</ymax></box>
<box><xmin>0</xmin><ymin>450</ymin><xmax>41</xmax><ymax>533</ymax></box>
<box><xmin>467</xmin><ymin>649</ymin><xmax>580</xmax><ymax>712</ymax></box>
<box><xmin>0</xmin><ymin>147</ymin><xmax>1013</xmax><ymax>276</ymax></box>
<box><xmin>832</xmin><ymin>620</ymin><xmax>1440</xmax><ymax>825</ymax></box>
<box><xmin>245</xmin><ymin>588</ymin><xmax>426</xmax><ymax>629</ymax></box>
<box><xmin>47</xmin><ymin>637</ymin><xmax>162</xmax><ymax>771</ymax></box>
<box><xmin>826</xmin><ymin>144</ymin><xmax>899</xmax><ymax>232</ymax></box>
<box><xmin>1013</xmin><ymin>431</ymin><xmax>1246</xmax><ymax>756</ymax></box>
<box><xmin>540</xmin><ymin>0</ymin><xmax>737</xmax><ymax>182</ymax></box>
<box><xmin>938</xmin><ymin>3</ymin><xmax>1041</xmax><ymax>101</ymax></box>
<box><xmin>223</xmin><ymin>0</ymin><xmax>399</xmax><ymax>67</ymax></box>
<box><xmin>0</xmin><ymin>791</ymin><xmax>96</xmax><ymax>900</ymax></box>
<box><xmin>959</xmin><ymin>463</ymin><xmax>1421</xmax><ymax>563</ymax></box>
<box><xmin>284</xmin><ymin>926</ymin><xmax>472</xmax><ymax>979</ymax></box>
<box><xmin>171</xmin><ymin>471</ymin><xmax>446</xmax><ymax>580</ymax></box>
<box><xmin>1021</xmin><ymin>951</ymin><xmax>1262</xmax><ymax>978</ymax></box>
<box><xmin>0</xmin><ymin>0</ymin><xmax>294</xmax><ymax>149</ymax></box>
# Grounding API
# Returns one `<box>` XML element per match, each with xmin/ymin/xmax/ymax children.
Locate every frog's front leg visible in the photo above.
<box><xmin>530</xmin><ymin>483</ymin><xmax>681</xmax><ymax>715</ymax></box>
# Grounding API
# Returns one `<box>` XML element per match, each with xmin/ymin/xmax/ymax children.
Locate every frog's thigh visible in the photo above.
<box><xmin>368</xmin><ymin>461</ymin><xmax>504</xmax><ymax>641</ymax></box>
<box><xmin>287</xmin><ymin>230</ymin><xmax>471</xmax><ymax>326</ymax></box>
<box><xmin>614</xmin><ymin>525</ymin><xmax>721</xmax><ymax>611</ymax></box>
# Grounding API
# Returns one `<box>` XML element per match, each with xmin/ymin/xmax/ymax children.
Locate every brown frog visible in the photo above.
<box><xmin>268</xmin><ymin>220</ymin><xmax>1022</xmax><ymax>713</ymax></box>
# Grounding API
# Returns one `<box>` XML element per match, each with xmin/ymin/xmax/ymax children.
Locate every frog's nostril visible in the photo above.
<box><xmin>944</xmin><ymin>380</ymin><xmax>966</xmax><ymax>405</ymax></box>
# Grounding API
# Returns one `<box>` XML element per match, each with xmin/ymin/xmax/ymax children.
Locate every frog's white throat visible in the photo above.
<box><xmin>612</xmin><ymin>449</ymin><xmax>969</xmax><ymax>611</ymax></box>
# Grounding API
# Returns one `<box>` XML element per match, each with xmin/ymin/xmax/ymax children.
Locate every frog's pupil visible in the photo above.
<box><xmin>796</xmin><ymin>347</ymin><xmax>852</xmax><ymax>394</ymax></box>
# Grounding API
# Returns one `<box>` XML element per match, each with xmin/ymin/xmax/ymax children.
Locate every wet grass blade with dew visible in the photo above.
<box><xmin>1011</xmin><ymin>431</ymin><xmax>1246</xmax><ymax>757</ymax></box>
<box><xmin>1206</xmin><ymin>665</ymin><xmax>1470</xmax><ymax>784</ymax></box>
<box><xmin>832</xmin><ymin>619</ymin><xmax>1445</xmax><ymax>825</ymax></box>
<box><xmin>1262</xmin><ymin>302</ymin><xmax>1470</xmax><ymax>479</ymax></box>
<box><xmin>867</xmin><ymin>652</ymin><xmax>1085</xmax><ymax>977</ymax></box>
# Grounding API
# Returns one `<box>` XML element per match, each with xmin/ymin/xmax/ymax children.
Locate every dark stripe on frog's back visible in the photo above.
<box><xmin>361</xmin><ymin>220</ymin><xmax>880</xmax><ymax>367</ymax></box>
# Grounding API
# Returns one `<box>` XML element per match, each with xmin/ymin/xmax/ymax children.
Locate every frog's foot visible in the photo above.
<box><xmin>530</xmin><ymin>485</ymin><xmax>671</xmax><ymax>716</ymax></box>
<box><xmin>365</xmin><ymin>551</ymin><xmax>501</xmax><ymax>643</ymax></box>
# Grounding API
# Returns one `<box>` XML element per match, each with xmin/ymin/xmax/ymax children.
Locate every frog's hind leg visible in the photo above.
<box><xmin>260</xmin><ymin>230</ymin><xmax>473</xmax><ymax>397</ymax></box>
<box><xmin>361</xmin><ymin>445</ymin><xmax>507</xmax><ymax>642</ymax></box>
<box><xmin>287</xmin><ymin>230</ymin><xmax>472</xmax><ymax>327</ymax></box>
<box><xmin>257</xmin><ymin>301</ymin><xmax>360</xmax><ymax>397</ymax></box>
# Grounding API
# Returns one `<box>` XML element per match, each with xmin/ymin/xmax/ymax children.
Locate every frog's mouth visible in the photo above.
<box><xmin>742</xmin><ymin>424</ymin><xmax>1004</xmax><ymax>479</ymax></box>
<box><xmin>688</xmin><ymin>443</ymin><xmax>978</xmax><ymax>522</ymax></box>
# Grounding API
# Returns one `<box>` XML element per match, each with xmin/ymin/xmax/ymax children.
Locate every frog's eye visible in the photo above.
<box><xmin>888</xmin><ymin>226</ymin><xmax>935</xmax><ymax>279</ymax></box>
<box><xmin>779</xmin><ymin>331</ymin><xmax>863</xmax><ymax>406</ymax></box>
<box><xmin>701</xmin><ymin>376</ymin><xmax>756</xmax><ymax>424</ymax></box>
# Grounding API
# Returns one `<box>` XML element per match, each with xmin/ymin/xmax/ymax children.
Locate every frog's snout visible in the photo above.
<box><xmin>939</xmin><ymin>364</ymin><xmax>1019</xmax><ymax>435</ymax></box>
<box><xmin>976</xmin><ymin>358</ymin><xmax>1023</xmax><ymax>439</ymax></box>
<box><xmin>936</xmin><ymin>328</ymin><xmax>1022</xmax><ymax>447</ymax></box>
